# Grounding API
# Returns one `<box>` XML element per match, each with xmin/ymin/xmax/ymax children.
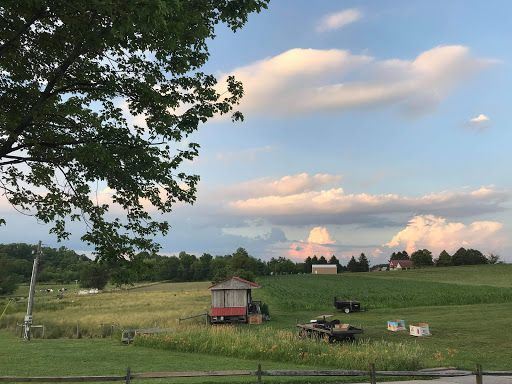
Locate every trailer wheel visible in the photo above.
<box><xmin>343</xmin><ymin>307</ymin><xmax>350</xmax><ymax>314</ymax></box>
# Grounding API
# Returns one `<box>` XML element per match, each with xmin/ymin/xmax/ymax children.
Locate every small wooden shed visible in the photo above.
<box><xmin>312</xmin><ymin>264</ymin><xmax>337</xmax><ymax>274</ymax></box>
<box><xmin>209</xmin><ymin>277</ymin><xmax>261</xmax><ymax>324</ymax></box>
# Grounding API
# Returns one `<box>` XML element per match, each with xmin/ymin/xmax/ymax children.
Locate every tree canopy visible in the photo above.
<box><xmin>0</xmin><ymin>1</ymin><xmax>268</xmax><ymax>268</ymax></box>
<box><xmin>410</xmin><ymin>249</ymin><xmax>434</xmax><ymax>268</ymax></box>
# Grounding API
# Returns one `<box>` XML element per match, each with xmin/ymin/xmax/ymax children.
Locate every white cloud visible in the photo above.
<box><xmin>317</xmin><ymin>9</ymin><xmax>362</xmax><ymax>32</ymax></box>
<box><xmin>218</xmin><ymin>46</ymin><xmax>496</xmax><ymax>118</ymax></box>
<box><xmin>215</xmin><ymin>173</ymin><xmax>343</xmax><ymax>200</ymax></box>
<box><xmin>384</xmin><ymin>215</ymin><xmax>504</xmax><ymax>255</ymax></box>
<box><xmin>307</xmin><ymin>226</ymin><xmax>336</xmax><ymax>244</ymax></box>
<box><xmin>288</xmin><ymin>226</ymin><xmax>336</xmax><ymax>260</ymax></box>
<box><xmin>470</xmin><ymin>114</ymin><xmax>490</xmax><ymax>123</ymax></box>
<box><xmin>229</xmin><ymin>184</ymin><xmax>510</xmax><ymax>223</ymax></box>
<box><xmin>466</xmin><ymin>114</ymin><xmax>491</xmax><ymax>131</ymax></box>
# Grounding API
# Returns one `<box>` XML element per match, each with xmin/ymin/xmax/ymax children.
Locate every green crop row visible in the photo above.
<box><xmin>254</xmin><ymin>274</ymin><xmax>512</xmax><ymax>311</ymax></box>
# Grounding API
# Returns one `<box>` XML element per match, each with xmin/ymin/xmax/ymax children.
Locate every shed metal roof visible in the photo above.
<box><xmin>208</xmin><ymin>276</ymin><xmax>261</xmax><ymax>290</ymax></box>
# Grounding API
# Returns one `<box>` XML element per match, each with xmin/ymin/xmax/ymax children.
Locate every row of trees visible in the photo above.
<box><xmin>387</xmin><ymin>248</ymin><xmax>500</xmax><ymax>268</ymax></box>
<box><xmin>0</xmin><ymin>242</ymin><xmax>503</xmax><ymax>295</ymax></box>
<box><xmin>0</xmin><ymin>243</ymin><xmax>92</xmax><ymax>294</ymax></box>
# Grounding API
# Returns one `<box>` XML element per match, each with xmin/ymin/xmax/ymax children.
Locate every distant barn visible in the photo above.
<box><xmin>389</xmin><ymin>260</ymin><xmax>414</xmax><ymax>270</ymax></box>
<box><xmin>209</xmin><ymin>277</ymin><xmax>262</xmax><ymax>324</ymax></box>
<box><xmin>312</xmin><ymin>264</ymin><xmax>337</xmax><ymax>274</ymax></box>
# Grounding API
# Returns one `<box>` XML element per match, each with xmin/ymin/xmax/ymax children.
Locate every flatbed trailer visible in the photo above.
<box><xmin>334</xmin><ymin>297</ymin><xmax>367</xmax><ymax>313</ymax></box>
<box><xmin>297</xmin><ymin>317</ymin><xmax>363</xmax><ymax>342</ymax></box>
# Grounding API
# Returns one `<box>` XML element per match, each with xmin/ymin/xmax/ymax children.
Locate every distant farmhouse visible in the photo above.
<box><xmin>209</xmin><ymin>277</ymin><xmax>262</xmax><ymax>324</ymax></box>
<box><xmin>389</xmin><ymin>260</ymin><xmax>414</xmax><ymax>271</ymax></box>
<box><xmin>312</xmin><ymin>264</ymin><xmax>337</xmax><ymax>274</ymax></box>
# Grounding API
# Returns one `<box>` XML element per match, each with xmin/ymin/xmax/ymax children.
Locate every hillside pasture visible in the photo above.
<box><xmin>1</xmin><ymin>265</ymin><xmax>511</xmax><ymax>373</ymax></box>
<box><xmin>368</xmin><ymin>264</ymin><xmax>512</xmax><ymax>287</ymax></box>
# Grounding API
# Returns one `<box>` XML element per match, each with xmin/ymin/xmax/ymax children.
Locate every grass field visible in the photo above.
<box><xmin>0</xmin><ymin>330</ymin><xmax>375</xmax><ymax>384</ymax></box>
<box><xmin>1</xmin><ymin>264</ymin><xmax>511</xmax><ymax>380</ymax></box>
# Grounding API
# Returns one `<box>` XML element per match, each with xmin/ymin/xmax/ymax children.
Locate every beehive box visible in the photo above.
<box><xmin>387</xmin><ymin>320</ymin><xmax>406</xmax><ymax>331</ymax></box>
<box><xmin>409</xmin><ymin>323</ymin><xmax>430</xmax><ymax>336</ymax></box>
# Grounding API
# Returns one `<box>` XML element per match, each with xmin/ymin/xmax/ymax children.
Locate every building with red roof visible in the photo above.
<box><xmin>389</xmin><ymin>260</ymin><xmax>414</xmax><ymax>270</ymax></box>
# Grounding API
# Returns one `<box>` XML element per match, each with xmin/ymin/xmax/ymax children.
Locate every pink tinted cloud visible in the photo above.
<box><xmin>288</xmin><ymin>226</ymin><xmax>337</xmax><ymax>260</ymax></box>
<box><xmin>384</xmin><ymin>215</ymin><xmax>504</xmax><ymax>255</ymax></box>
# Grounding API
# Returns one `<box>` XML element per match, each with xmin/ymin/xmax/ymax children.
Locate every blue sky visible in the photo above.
<box><xmin>1</xmin><ymin>0</ymin><xmax>511</xmax><ymax>263</ymax></box>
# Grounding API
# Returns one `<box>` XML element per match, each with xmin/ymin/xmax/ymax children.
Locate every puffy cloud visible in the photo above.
<box><xmin>215</xmin><ymin>173</ymin><xmax>343</xmax><ymax>200</ymax></box>
<box><xmin>307</xmin><ymin>226</ymin><xmax>336</xmax><ymax>244</ymax></box>
<box><xmin>466</xmin><ymin>114</ymin><xmax>491</xmax><ymax>131</ymax></box>
<box><xmin>229</xmin><ymin>184</ymin><xmax>510</xmax><ymax>225</ymax></box>
<box><xmin>470</xmin><ymin>114</ymin><xmax>490</xmax><ymax>123</ymax></box>
<box><xmin>287</xmin><ymin>226</ymin><xmax>336</xmax><ymax>260</ymax></box>
<box><xmin>384</xmin><ymin>215</ymin><xmax>504</xmax><ymax>254</ymax></box>
<box><xmin>218</xmin><ymin>46</ymin><xmax>496</xmax><ymax>118</ymax></box>
<box><xmin>317</xmin><ymin>9</ymin><xmax>362</xmax><ymax>32</ymax></box>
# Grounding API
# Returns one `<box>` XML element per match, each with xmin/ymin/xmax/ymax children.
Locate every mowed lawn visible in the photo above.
<box><xmin>0</xmin><ymin>331</ymin><xmax>387</xmax><ymax>384</ymax></box>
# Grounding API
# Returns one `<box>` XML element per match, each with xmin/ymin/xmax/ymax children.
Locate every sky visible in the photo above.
<box><xmin>1</xmin><ymin>0</ymin><xmax>511</xmax><ymax>264</ymax></box>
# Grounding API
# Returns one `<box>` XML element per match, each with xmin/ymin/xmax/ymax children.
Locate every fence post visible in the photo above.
<box><xmin>42</xmin><ymin>325</ymin><xmax>45</xmax><ymax>338</ymax></box>
<box><xmin>369</xmin><ymin>362</ymin><xmax>376</xmax><ymax>384</ymax></box>
<box><xmin>77</xmin><ymin>324</ymin><xmax>80</xmax><ymax>339</ymax></box>
<box><xmin>100</xmin><ymin>323</ymin><xmax>103</xmax><ymax>338</ymax></box>
<box><xmin>257</xmin><ymin>364</ymin><xmax>262</xmax><ymax>384</ymax></box>
<box><xmin>126</xmin><ymin>366</ymin><xmax>131</xmax><ymax>384</ymax></box>
<box><xmin>111</xmin><ymin>323</ymin><xmax>114</xmax><ymax>338</ymax></box>
<box><xmin>155</xmin><ymin>321</ymin><xmax>158</xmax><ymax>328</ymax></box>
<box><xmin>476</xmin><ymin>364</ymin><xmax>483</xmax><ymax>384</ymax></box>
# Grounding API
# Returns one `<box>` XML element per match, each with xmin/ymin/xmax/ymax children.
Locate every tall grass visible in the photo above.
<box><xmin>134</xmin><ymin>325</ymin><xmax>444</xmax><ymax>371</ymax></box>
<box><xmin>0</xmin><ymin>282</ymin><xmax>211</xmax><ymax>338</ymax></box>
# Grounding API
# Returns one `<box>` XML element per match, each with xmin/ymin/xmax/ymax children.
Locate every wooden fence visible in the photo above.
<box><xmin>1</xmin><ymin>363</ymin><xmax>511</xmax><ymax>383</ymax></box>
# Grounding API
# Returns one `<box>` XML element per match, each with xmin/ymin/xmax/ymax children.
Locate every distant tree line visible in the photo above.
<box><xmin>384</xmin><ymin>248</ymin><xmax>501</xmax><ymax>268</ymax></box>
<box><xmin>0</xmin><ymin>243</ymin><xmax>92</xmax><ymax>295</ymax></box>
<box><xmin>0</xmin><ymin>242</ymin><xmax>503</xmax><ymax>295</ymax></box>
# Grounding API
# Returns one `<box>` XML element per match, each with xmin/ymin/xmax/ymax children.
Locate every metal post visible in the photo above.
<box><xmin>476</xmin><ymin>364</ymin><xmax>483</xmax><ymax>384</ymax></box>
<box><xmin>369</xmin><ymin>362</ymin><xmax>376</xmax><ymax>384</ymax></box>
<box><xmin>100</xmin><ymin>323</ymin><xmax>103</xmax><ymax>338</ymax></box>
<box><xmin>74</xmin><ymin>279</ymin><xmax>78</xmax><ymax>293</ymax></box>
<box><xmin>257</xmin><ymin>364</ymin><xmax>262</xmax><ymax>384</ymax></box>
<box><xmin>24</xmin><ymin>241</ymin><xmax>42</xmax><ymax>341</ymax></box>
<box><xmin>77</xmin><ymin>324</ymin><xmax>80</xmax><ymax>339</ymax></box>
<box><xmin>155</xmin><ymin>320</ymin><xmax>158</xmax><ymax>328</ymax></box>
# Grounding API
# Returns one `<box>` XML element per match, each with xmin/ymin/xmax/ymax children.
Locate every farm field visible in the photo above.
<box><xmin>367</xmin><ymin>264</ymin><xmax>512</xmax><ymax>287</ymax></box>
<box><xmin>1</xmin><ymin>264</ymin><xmax>511</xmax><ymax>380</ymax></box>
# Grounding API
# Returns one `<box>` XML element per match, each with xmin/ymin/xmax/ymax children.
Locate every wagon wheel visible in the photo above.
<box><xmin>343</xmin><ymin>307</ymin><xmax>350</xmax><ymax>314</ymax></box>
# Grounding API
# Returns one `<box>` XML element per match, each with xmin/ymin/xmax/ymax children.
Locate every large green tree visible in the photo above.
<box><xmin>436</xmin><ymin>250</ymin><xmax>452</xmax><ymax>267</ymax></box>
<box><xmin>0</xmin><ymin>1</ymin><xmax>268</xmax><ymax>267</ymax></box>
<box><xmin>411</xmin><ymin>249</ymin><xmax>434</xmax><ymax>268</ymax></box>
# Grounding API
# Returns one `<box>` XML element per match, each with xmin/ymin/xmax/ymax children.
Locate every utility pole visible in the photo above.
<box><xmin>24</xmin><ymin>241</ymin><xmax>41</xmax><ymax>341</ymax></box>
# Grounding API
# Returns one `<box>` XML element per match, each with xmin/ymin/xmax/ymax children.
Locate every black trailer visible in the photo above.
<box><xmin>334</xmin><ymin>297</ymin><xmax>366</xmax><ymax>313</ymax></box>
<box><xmin>297</xmin><ymin>315</ymin><xmax>363</xmax><ymax>343</ymax></box>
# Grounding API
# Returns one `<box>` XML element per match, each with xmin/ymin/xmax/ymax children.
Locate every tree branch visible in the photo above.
<box><xmin>0</xmin><ymin>8</ymin><xmax>46</xmax><ymax>58</ymax></box>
